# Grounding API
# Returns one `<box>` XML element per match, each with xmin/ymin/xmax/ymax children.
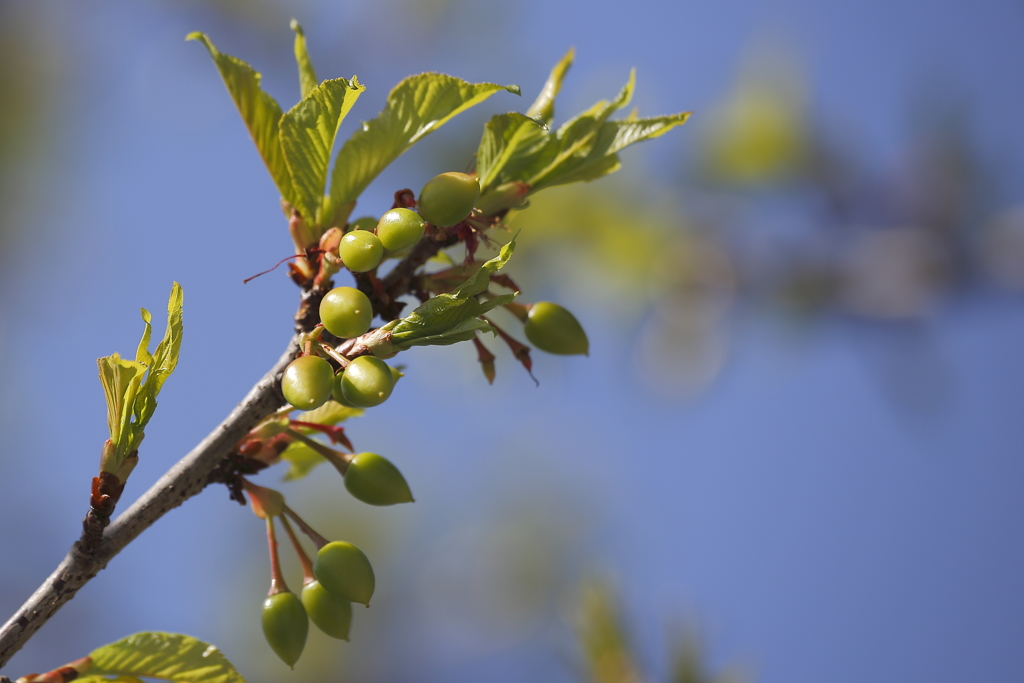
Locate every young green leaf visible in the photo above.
<box><xmin>475</xmin><ymin>57</ymin><xmax>690</xmax><ymax>202</ymax></box>
<box><xmin>388</xmin><ymin>239</ymin><xmax>517</xmax><ymax>349</ymax></box>
<box><xmin>97</xmin><ymin>283</ymin><xmax>183</xmax><ymax>472</ymax></box>
<box><xmin>76</xmin><ymin>677</ymin><xmax>146</xmax><ymax>683</ymax></box>
<box><xmin>280</xmin><ymin>440</ymin><xmax>327</xmax><ymax>481</ymax></box>
<box><xmin>290</xmin><ymin>19</ymin><xmax>318</xmax><ymax>99</ymax></box>
<box><xmin>327</xmin><ymin>73</ymin><xmax>520</xmax><ymax>226</ymax></box>
<box><xmin>525</xmin><ymin>47</ymin><xmax>575</xmax><ymax>125</ymax></box>
<box><xmin>187</xmin><ymin>32</ymin><xmax>293</xmax><ymax>203</ymax></box>
<box><xmin>280</xmin><ymin>77</ymin><xmax>365</xmax><ymax>229</ymax></box>
<box><xmin>476</xmin><ymin>112</ymin><xmax>547</xmax><ymax>194</ymax></box>
<box><xmin>88</xmin><ymin>632</ymin><xmax>245</xmax><ymax>683</ymax></box>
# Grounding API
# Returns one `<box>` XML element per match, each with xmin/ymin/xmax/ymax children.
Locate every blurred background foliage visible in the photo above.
<box><xmin>1</xmin><ymin>1</ymin><xmax>1022</xmax><ymax>682</ymax></box>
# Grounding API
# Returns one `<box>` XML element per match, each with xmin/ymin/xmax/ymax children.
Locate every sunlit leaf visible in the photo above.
<box><xmin>88</xmin><ymin>632</ymin><xmax>245</xmax><ymax>683</ymax></box>
<box><xmin>131</xmin><ymin>282</ymin><xmax>184</xmax><ymax>441</ymax></box>
<box><xmin>299</xmin><ymin>400</ymin><xmax>362</xmax><ymax>426</ymax></box>
<box><xmin>327</xmin><ymin>73</ymin><xmax>519</xmax><ymax>225</ymax></box>
<box><xmin>476</xmin><ymin>112</ymin><xmax>547</xmax><ymax>193</ymax></box>
<box><xmin>525</xmin><ymin>47</ymin><xmax>574</xmax><ymax>125</ymax></box>
<box><xmin>280</xmin><ymin>440</ymin><xmax>326</xmax><ymax>481</ymax></box>
<box><xmin>97</xmin><ymin>283</ymin><xmax>183</xmax><ymax>470</ymax></box>
<box><xmin>290</xmin><ymin>19</ymin><xmax>318</xmax><ymax>99</ymax></box>
<box><xmin>187</xmin><ymin>32</ymin><xmax>293</xmax><ymax>202</ymax></box>
<box><xmin>390</xmin><ymin>239</ymin><xmax>516</xmax><ymax>349</ymax></box>
<box><xmin>280</xmin><ymin>77</ymin><xmax>365</xmax><ymax>225</ymax></box>
<box><xmin>97</xmin><ymin>354</ymin><xmax>145</xmax><ymax>459</ymax></box>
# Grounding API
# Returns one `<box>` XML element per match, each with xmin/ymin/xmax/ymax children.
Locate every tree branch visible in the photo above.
<box><xmin>0</xmin><ymin>336</ymin><xmax>300</xmax><ymax>670</ymax></box>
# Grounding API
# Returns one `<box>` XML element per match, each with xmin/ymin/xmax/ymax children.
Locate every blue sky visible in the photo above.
<box><xmin>1</xmin><ymin>1</ymin><xmax>1022</xmax><ymax>681</ymax></box>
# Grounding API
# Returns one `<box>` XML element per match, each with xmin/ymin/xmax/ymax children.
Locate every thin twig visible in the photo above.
<box><xmin>0</xmin><ymin>335</ymin><xmax>301</xmax><ymax>669</ymax></box>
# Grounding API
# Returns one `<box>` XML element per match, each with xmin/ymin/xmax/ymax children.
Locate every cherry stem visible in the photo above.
<box><xmin>318</xmin><ymin>342</ymin><xmax>350</xmax><ymax>368</ymax></box>
<box><xmin>284</xmin><ymin>428</ymin><xmax>353</xmax><ymax>476</ymax></box>
<box><xmin>484</xmin><ymin>317</ymin><xmax>539</xmax><ymax>386</ymax></box>
<box><xmin>282</xmin><ymin>503</ymin><xmax>330</xmax><ymax>550</ymax></box>
<box><xmin>266</xmin><ymin>517</ymin><xmax>289</xmax><ymax>596</ymax></box>
<box><xmin>242</xmin><ymin>250</ymin><xmax>324</xmax><ymax>284</ymax></box>
<box><xmin>289</xmin><ymin>421</ymin><xmax>353</xmax><ymax>451</ymax></box>
<box><xmin>280</xmin><ymin>514</ymin><xmax>315</xmax><ymax>584</ymax></box>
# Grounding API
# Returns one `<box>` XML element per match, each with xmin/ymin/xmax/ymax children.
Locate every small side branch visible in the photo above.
<box><xmin>0</xmin><ymin>336</ymin><xmax>300</xmax><ymax>669</ymax></box>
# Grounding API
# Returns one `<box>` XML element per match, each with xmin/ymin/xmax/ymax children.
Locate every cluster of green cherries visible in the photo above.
<box><xmin>280</xmin><ymin>284</ymin><xmax>397</xmax><ymax>413</ymax></box>
<box><xmin>337</xmin><ymin>170</ymin><xmax>481</xmax><ymax>274</ymax></box>
<box><xmin>258</xmin><ymin>170</ymin><xmax>590</xmax><ymax>668</ymax></box>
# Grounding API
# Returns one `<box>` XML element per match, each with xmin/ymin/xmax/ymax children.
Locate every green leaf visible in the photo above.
<box><xmin>537</xmin><ymin>112</ymin><xmax>690</xmax><ymax>189</ymax></box>
<box><xmin>88</xmin><ymin>632</ymin><xmax>245</xmax><ymax>683</ymax></box>
<box><xmin>299</xmin><ymin>400</ymin><xmax>362</xmax><ymax>426</ymax></box>
<box><xmin>97</xmin><ymin>354</ymin><xmax>146</xmax><ymax>457</ymax></box>
<box><xmin>77</xmin><ymin>676</ymin><xmax>145</xmax><ymax>683</ymax></box>
<box><xmin>390</xmin><ymin>239</ymin><xmax>517</xmax><ymax>349</ymax></box>
<box><xmin>290</xmin><ymin>19</ymin><xmax>318</xmax><ymax>99</ymax></box>
<box><xmin>187</xmin><ymin>32</ymin><xmax>293</xmax><ymax>202</ymax></box>
<box><xmin>131</xmin><ymin>282</ymin><xmax>184</xmax><ymax>441</ymax></box>
<box><xmin>280</xmin><ymin>440</ymin><xmax>327</xmax><ymax>481</ymax></box>
<box><xmin>525</xmin><ymin>47</ymin><xmax>574</xmax><ymax>125</ymax></box>
<box><xmin>327</xmin><ymin>73</ymin><xmax>519</xmax><ymax>225</ymax></box>
<box><xmin>475</xmin><ymin>60</ymin><xmax>690</xmax><ymax>197</ymax></box>
<box><xmin>476</xmin><ymin>112</ymin><xmax>547</xmax><ymax>193</ymax></box>
<box><xmin>97</xmin><ymin>283</ymin><xmax>184</xmax><ymax>469</ymax></box>
<box><xmin>280</xmin><ymin>76</ymin><xmax>365</xmax><ymax>227</ymax></box>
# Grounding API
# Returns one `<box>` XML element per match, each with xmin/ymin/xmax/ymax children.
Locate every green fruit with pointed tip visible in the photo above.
<box><xmin>350</xmin><ymin>216</ymin><xmax>378</xmax><ymax>231</ymax></box>
<box><xmin>417</xmin><ymin>172</ymin><xmax>480</xmax><ymax>227</ymax></box>
<box><xmin>375</xmin><ymin>208</ymin><xmax>425</xmax><ymax>251</ymax></box>
<box><xmin>344</xmin><ymin>452</ymin><xmax>414</xmax><ymax>506</ymax></box>
<box><xmin>262</xmin><ymin>591</ymin><xmax>308</xmax><ymax>668</ymax></box>
<box><xmin>524</xmin><ymin>302</ymin><xmax>589</xmax><ymax>356</ymax></box>
<box><xmin>281</xmin><ymin>356</ymin><xmax>335</xmax><ymax>410</ymax></box>
<box><xmin>320</xmin><ymin>286</ymin><xmax>373</xmax><ymax>339</ymax></box>
<box><xmin>338</xmin><ymin>231</ymin><xmax>384</xmax><ymax>273</ymax></box>
<box><xmin>301</xmin><ymin>580</ymin><xmax>353</xmax><ymax>640</ymax></box>
<box><xmin>339</xmin><ymin>356</ymin><xmax>395</xmax><ymax>407</ymax></box>
<box><xmin>314</xmin><ymin>541</ymin><xmax>375</xmax><ymax>606</ymax></box>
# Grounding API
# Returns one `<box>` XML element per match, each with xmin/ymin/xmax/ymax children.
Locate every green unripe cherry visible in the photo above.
<box><xmin>350</xmin><ymin>216</ymin><xmax>378</xmax><ymax>231</ymax></box>
<box><xmin>417</xmin><ymin>172</ymin><xmax>480</xmax><ymax>227</ymax></box>
<box><xmin>281</xmin><ymin>356</ymin><xmax>335</xmax><ymax>411</ymax></box>
<box><xmin>314</xmin><ymin>541</ymin><xmax>375</xmax><ymax>606</ymax></box>
<box><xmin>319</xmin><ymin>286</ymin><xmax>373</xmax><ymax>339</ymax></box>
<box><xmin>344</xmin><ymin>452</ymin><xmax>414</xmax><ymax>506</ymax></box>
<box><xmin>375</xmin><ymin>208</ymin><xmax>425</xmax><ymax>252</ymax></box>
<box><xmin>301</xmin><ymin>580</ymin><xmax>353</xmax><ymax>640</ymax></box>
<box><xmin>524</xmin><ymin>302</ymin><xmax>590</xmax><ymax>356</ymax></box>
<box><xmin>262</xmin><ymin>591</ymin><xmax>308</xmax><ymax>668</ymax></box>
<box><xmin>338</xmin><ymin>231</ymin><xmax>384</xmax><ymax>273</ymax></box>
<box><xmin>339</xmin><ymin>356</ymin><xmax>395</xmax><ymax>407</ymax></box>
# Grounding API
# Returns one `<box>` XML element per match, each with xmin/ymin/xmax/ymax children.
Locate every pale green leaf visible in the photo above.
<box><xmin>135</xmin><ymin>308</ymin><xmax>153</xmax><ymax>369</ymax></box>
<box><xmin>187</xmin><ymin>32</ymin><xmax>293</xmax><ymax>202</ymax></box>
<box><xmin>537</xmin><ymin>112</ymin><xmax>690</xmax><ymax>189</ymax></box>
<box><xmin>131</xmin><ymin>282</ymin><xmax>184</xmax><ymax>440</ymax></box>
<box><xmin>280</xmin><ymin>77</ymin><xmax>365</xmax><ymax>225</ymax></box>
<box><xmin>299</xmin><ymin>400</ymin><xmax>362</xmax><ymax>426</ymax></box>
<box><xmin>476</xmin><ymin>112</ymin><xmax>547</xmax><ymax>193</ymax></box>
<box><xmin>525</xmin><ymin>47</ymin><xmax>574</xmax><ymax>125</ymax></box>
<box><xmin>76</xmin><ymin>676</ymin><xmax>145</xmax><ymax>683</ymax></box>
<box><xmin>394</xmin><ymin>312</ymin><xmax>502</xmax><ymax>349</ymax></box>
<box><xmin>290</xmin><ymin>19</ymin><xmax>318</xmax><ymax>99</ymax></box>
<box><xmin>97</xmin><ymin>354</ymin><xmax>146</xmax><ymax>457</ymax></box>
<box><xmin>280</xmin><ymin>440</ymin><xmax>327</xmax><ymax>481</ymax></box>
<box><xmin>89</xmin><ymin>632</ymin><xmax>245</xmax><ymax>683</ymax></box>
<box><xmin>328</xmin><ymin>73</ymin><xmax>519</xmax><ymax>223</ymax></box>
<box><xmin>526</xmin><ymin>70</ymin><xmax>636</xmax><ymax>189</ymax></box>
<box><xmin>390</xmin><ymin>239</ymin><xmax>516</xmax><ymax>348</ymax></box>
